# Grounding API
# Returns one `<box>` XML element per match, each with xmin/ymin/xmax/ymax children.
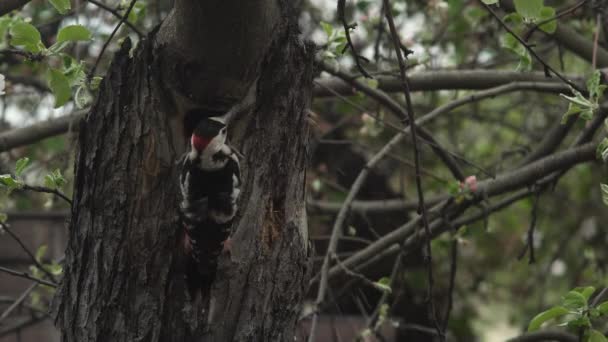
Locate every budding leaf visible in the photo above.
<box><xmin>374</xmin><ymin>277</ymin><xmax>392</xmax><ymax>294</ymax></box>
<box><xmin>596</xmin><ymin>138</ymin><xmax>608</xmax><ymax>162</ymax></box>
<box><xmin>0</xmin><ymin>174</ymin><xmax>20</xmax><ymax>190</ymax></box>
<box><xmin>57</xmin><ymin>25</ymin><xmax>91</xmax><ymax>43</ymax></box>
<box><xmin>527</xmin><ymin>306</ymin><xmax>569</xmax><ymax>331</ymax></box>
<box><xmin>588</xmin><ymin>329</ymin><xmax>608</xmax><ymax>342</ymax></box>
<box><xmin>35</xmin><ymin>244</ymin><xmax>47</xmax><ymax>263</ymax></box>
<box><xmin>514</xmin><ymin>0</ymin><xmax>543</xmax><ymax>20</ymax></box>
<box><xmin>47</xmin><ymin>68</ymin><xmax>71</xmax><ymax>108</ymax></box>
<box><xmin>601</xmin><ymin>184</ymin><xmax>608</xmax><ymax>206</ymax></box>
<box><xmin>15</xmin><ymin>157</ymin><xmax>29</xmax><ymax>177</ymax></box>
<box><xmin>48</xmin><ymin>0</ymin><xmax>71</xmax><ymax>14</ymax></box>
<box><xmin>562</xmin><ymin>290</ymin><xmax>587</xmax><ymax>310</ymax></box>
<box><xmin>538</xmin><ymin>7</ymin><xmax>557</xmax><ymax>33</ymax></box>
<box><xmin>9</xmin><ymin>22</ymin><xmax>43</xmax><ymax>53</ymax></box>
<box><xmin>597</xmin><ymin>301</ymin><xmax>608</xmax><ymax>315</ymax></box>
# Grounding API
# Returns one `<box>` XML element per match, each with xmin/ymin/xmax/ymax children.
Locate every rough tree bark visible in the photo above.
<box><xmin>52</xmin><ymin>1</ymin><xmax>313</xmax><ymax>341</ymax></box>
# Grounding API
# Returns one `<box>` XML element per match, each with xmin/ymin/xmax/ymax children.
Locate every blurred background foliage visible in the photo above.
<box><xmin>0</xmin><ymin>0</ymin><xmax>607</xmax><ymax>341</ymax></box>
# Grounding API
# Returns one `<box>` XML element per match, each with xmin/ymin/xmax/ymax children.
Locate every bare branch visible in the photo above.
<box><xmin>499</xmin><ymin>0</ymin><xmax>608</xmax><ymax>67</ymax></box>
<box><xmin>21</xmin><ymin>184</ymin><xmax>72</xmax><ymax>205</ymax></box>
<box><xmin>314</xmin><ymin>70</ymin><xmax>577</xmax><ymax>97</ymax></box>
<box><xmin>89</xmin><ymin>0</ymin><xmax>139</xmax><ymax>79</ymax></box>
<box><xmin>382</xmin><ymin>0</ymin><xmax>441</xmax><ymax>336</ymax></box>
<box><xmin>0</xmin><ymin>111</ymin><xmax>85</xmax><ymax>152</ymax></box>
<box><xmin>0</xmin><ymin>265</ymin><xmax>57</xmax><ymax>287</ymax></box>
<box><xmin>307</xmin><ymin>195</ymin><xmax>447</xmax><ymax>214</ymax></box>
<box><xmin>312</xmin><ymin>142</ymin><xmax>596</xmax><ymax>284</ymax></box>
<box><xmin>1</xmin><ymin>223</ymin><xmax>58</xmax><ymax>282</ymax></box>
<box><xmin>0</xmin><ymin>283</ymin><xmax>38</xmax><ymax>323</ymax></box>
<box><xmin>86</xmin><ymin>0</ymin><xmax>144</xmax><ymax>38</ymax></box>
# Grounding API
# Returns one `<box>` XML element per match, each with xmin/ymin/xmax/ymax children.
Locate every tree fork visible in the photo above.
<box><xmin>53</xmin><ymin>1</ymin><xmax>313</xmax><ymax>341</ymax></box>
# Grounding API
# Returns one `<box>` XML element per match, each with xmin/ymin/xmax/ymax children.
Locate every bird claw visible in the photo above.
<box><xmin>221</xmin><ymin>237</ymin><xmax>233</xmax><ymax>254</ymax></box>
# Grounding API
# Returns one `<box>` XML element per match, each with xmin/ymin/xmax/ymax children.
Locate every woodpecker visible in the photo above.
<box><xmin>179</xmin><ymin>116</ymin><xmax>241</xmax><ymax>298</ymax></box>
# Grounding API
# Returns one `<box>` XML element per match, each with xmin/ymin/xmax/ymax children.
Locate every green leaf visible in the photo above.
<box><xmin>580</xmin><ymin>110</ymin><xmax>594</xmax><ymax>121</ymax></box>
<box><xmin>597</xmin><ymin>301</ymin><xmax>608</xmax><ymax>315</ymax></box>
<box><xmin>47</xmin><ymin>41</ymin><xmax>70</xmax><ymax>54</ymax></box>
<box><xmin>90</xmin><ymin>76</ymin><xmax>103</xmax><ymax>90</ymax></box>
<box><xmin>0</xmin><ymin>213</ymin><xmax>7</xmax><ymax>223</ymax></box>
<box><xmin>597</xmin><ymin>139</ymin><xmax>608</xmax><ymax>162</ymax></box>
<box><xmin>503</xmin><ymin>13</ymin><xmax>524</xmax><ymax>26</ymax></box>
<box><xmin>47</xmin><ymin>68</ymin><xmax>71</xmax><ymax>108</ymax></box>
<box><xmin>127</xmin><ymin>1</ymin><xmax>147</xmax><ymax>24</ymax></box>
<box><xmin>573</xmin><ymin>286</ymin><xmax>596</xmax><ymax>301</ymax></box>
<box><xmin>588</xmin><ymin>330</ymin><xmax>608</xmax><ymax>342</ymax></box>
<box><xmin>481</xmin><ymin>0</ymin><xmax>499</xmax><ymax>4</ymax></box>
<box><xmin>567</xmin><ymin>315</ymin><xmax>591</xmax><ymax>329</ymax></box>
<box><xmin>56</xmin><ymin>25</ymin><xmax>91</xmax><ymax>43</ymax></box>
<box><xmin>35</xmin><ymin>245</ymin><xmax>47</xmax><ymax>263</ymax></box>
<box><xmin>501</xmin><ymin>32</ymin><xmax>532</xmax><ymax>71</ymax></box>
<box><xmin>560</xmin><ymin>86</ymin><xmax>596</xmax><ymax>123</ymax></box>
<box><xmin>374</xmin><ymin>277</ymin><xmax>392</xmax><ymax>294</ymax></box>
<box><xmin>563</xmin><ymin>290</ymin><xmax>587</xmax><ymax>310</ymax></box>
<box><xmin>320</xmin><ymin>21</ymin><xmax>333</xmax><ymax>39</ymax></box>
<box><xmin>52</xmin><ymin>169</ymin><xmax>66</xmax><ymax>187</ymax></box>
<box><xmin>538</xmin><ymin>7</ymin><xmax>556</xmax><ymax>33</ymax></box>
<box><xmin>0</xmin><ymin>17</ymin><xmax>14</xmax><ymax>44</ymax></box>
<box><xmin>528</xmin><ymin>306</ymin><xmax>569</xmax><ymax>331</ymax></box>
<box><xmin>513</xmin><ymin>0</ymin><xmax>543</xmax><ymax>20</ymax></box>
<box><xmin>560</xmin><ymin>91</ymin><xmax>593</xmax><ymax>108</ymax></box>
<box><xmin>63</xmin><ymin>59</ymin><xmax>86</xmax><ymax>87</ymax></box>
<box><xmin>0</xmin><ymin>174</ymin><xmax>20</xmax><ymax>189</ymax></box>
<box><xmin>49</xmin><ymin>0</ymin><xmax>71</xmax><ymax>14</ymax></box>
<box><xmin>601</xmin><ymin>183</ymin><xmax>608</xmax><ymax>206</ymax></box>
<box><xmin>75</xmin><ymin>85</ymin><xmax>93</xmax><ymax>109</ymax></box>
<box><xmin>15</xmin><ymin>157</ymin><xmax>29</xmax><ymax>177</ymax></box>
<box><xmin>9</xmin><ymin>22</ymin><xmax>43</xmax><ymax>53</ymax></box>
<box><xmin>47</xmin><ymin>263</ymin><xmax>63</xmax><ymax>276</ymax></box>
<box><xmin>365</xmin><ymin>79</ymin><xmax>379</xmax><ymax>89</ymax></box>
<box><xmin>587</xmin><ymin>70</ymin><xmax>607</xmax><ymax>101</ymax></box>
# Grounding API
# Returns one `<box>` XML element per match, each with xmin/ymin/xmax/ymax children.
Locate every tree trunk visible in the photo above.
<box><xmin>53</xmin><ymin>1</ymin><xmax>313</xmax><ymax>341</ymax></box>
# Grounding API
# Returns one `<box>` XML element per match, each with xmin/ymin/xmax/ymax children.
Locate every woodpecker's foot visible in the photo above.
<box><xmin>221</xmin><ymin>237</ymin><xmax>233</xmax><ymax>254</ymax></box>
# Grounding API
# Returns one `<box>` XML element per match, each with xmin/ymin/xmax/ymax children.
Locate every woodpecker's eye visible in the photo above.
<box><xmin>221</xmin><ymin>128</ymin><xmax>227</xmax><ymax>135</ymax></box>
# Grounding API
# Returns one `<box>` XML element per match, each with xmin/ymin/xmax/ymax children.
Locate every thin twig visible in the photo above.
<box><xmin>332</xmin><ymin>253</ymin><xmax>391</xmax><ymax>294</ymax></box>
<box><xmin>590</xmin><ymin>287</ymin><xmax>608</xmax><ymax>307</ymax></box>
<box><xmin>88</xmin><ymin>0</ymin><xmax>139</xmax><ymax>79</ymax></box>
<box><xmin>518</xmin><ymin>188</ymin><xmax>541</xmax><ymax>264</ymax></box>
<box><xmin>382</xmin><ymin>0</ymin><xmax>442</xmax><ymax>338</ymax></box>
<box><xmin>0</xmin><ymin>315</ymin><xmax>47</xmax><ymax>338</ymax></box>
<box><xmin>87</xmin><ymin>0</ymin><xmax>144</xmax><ymax>37</ymax></box>
<box><xmin>0</xmin><ymin>283</ymin><xmax>37</xmax><ymax>323</ymax></box>
<box><xmin>337</xmin><ymin>0</ymin><xmax>371</xmax><ymax>78</ymax></box>
<box><xmin>523</xmin><ymin>0</ymin><xmax>589</xmax><ymax>41</ymax></box>
<box><xmin>0</xmin><ymin>49</ymin><xmax>44</xmax><ymax>62</ymax></box>
<box><xmin>1</xmin><ymin>223</ymin><xmax>57</xmax><ymax>282</ymax></box>
<box><xmin>443</xmin><ymin>217</ymin><xmax>458</xmax><ymax>332</ymax></box>
<box><xmin>480</xmin><ymin>1</ymin><xmax>585</xmax><ymax>94</ymax></box>
<box><xmin>0</xmin><ymin>266</ymin><xmax>57</xmax><ymax>287</ymax></box>
<box><xmin>313</xmin><ymin>142</ymin><xmax>596</xmax><ymax>287</ymax></box>
<box><xmin>366</xmin><ymin>250</ymin><xmax>403</xmax><ymax>337</ymax></box>
<box><xmin>21</xmin><ymin>184</ymin><xmax>72</xmax><ymax>205</ymax></box>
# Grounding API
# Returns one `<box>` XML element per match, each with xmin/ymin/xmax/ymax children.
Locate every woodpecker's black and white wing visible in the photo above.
<box><xmin>179</xmin><ymin>156</ymin><xmax>210</xmax><ymax>229</ymax></box>
<box><xmin>207</xmin><ymin>151</ymin><xmax>241</xmax><ymax>224</ymax></box>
